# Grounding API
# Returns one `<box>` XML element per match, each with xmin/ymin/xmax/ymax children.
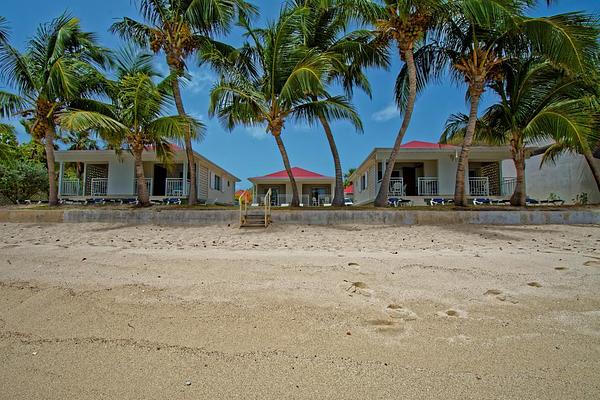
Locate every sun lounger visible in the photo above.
<box><xmin>428</xmin><ymin>198</ymin><xmax>453</xmax><ymax>206</ymax></box>
<box><xmin>388</xmin><ymin>197</ymin><xmax>413</xmax><ymax>207</ymax></box>
<box><xmin>526</xmin><ymin>197</ymin><xmax>540</xmax><ymax>205</ymax></box>
<box><xmin>162</xmin><ymin>198</ymin><xmax>182</xmax><ymax>205</ymax></box>
<box><xmin>540</xmin><ymin>199</ymin><xmax>565</xmax><ymax>206</ymax></box>
<box><xmin>473</xmin><ymin>198</ymin><xmax>492</xmax><ymax>205</ymax></box>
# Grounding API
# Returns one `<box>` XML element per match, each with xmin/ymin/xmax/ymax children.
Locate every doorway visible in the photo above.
<box><xmin>153</xmin><ymin>165</ymin><xmax>167</xmax><ymax>196</ymax></box>
<box><xmin>403</xmin><ymin>167</ymin><xmax>417</xmax><ymax>196</ymax></box>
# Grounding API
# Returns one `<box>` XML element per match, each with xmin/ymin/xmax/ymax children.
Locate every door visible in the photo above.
<box><xmin>153</xmin><ymin>165</ymin><xmax>167</xmax><ymax>196</ymax></box>
<box><xmin>403</xmin><ymin>167</ymin><xmax>417</xmax><ymax>196</ymax></box>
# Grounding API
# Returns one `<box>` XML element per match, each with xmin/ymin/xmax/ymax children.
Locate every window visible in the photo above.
<box><xmin>360</xmin><ymin>172</ymin><xmax>368</xmax><ymax>192</ymax></box>
<box><xmin>213</xmin><ymin>174</ymin><xmax>222</xmax><ymax>191</ymax></box>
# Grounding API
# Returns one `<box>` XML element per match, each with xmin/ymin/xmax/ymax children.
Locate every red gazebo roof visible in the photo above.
<box><xmin>251</xmin><ymin>167</ymin><xmax>332</xmax><ymax>180</ymax></box>
<box><xmin>344</xmin><ymin>184</ymin><xmax>354</xmax><ymax>194</ymax></box>
<box><xmin>400</xmin><ymin>140</ymin><xmax>456</xmax><ymax>149</ymax></box>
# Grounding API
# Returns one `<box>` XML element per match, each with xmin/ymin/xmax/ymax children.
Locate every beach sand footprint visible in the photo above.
<box><xmin>527</xmin><ymin>281</ymin><xmax>542</xmax><ymax>288</ymax></box>
<box><xmin>484</xmin><ymin>289</ymin><xmax>502</xmax><ymax>296</ymax></box>
<box><xmin>366</xmin><ymin>319</ymin><xmax>405</xmax><ymax>336</ymax></box>
<box><xmin>554</xmin><ymin>266</ymin><xmax>568</xmax><ymax>271</ymax></box>
<box><xmin>583</xmin><ymin>260</ymin><xmax>600</xmax><ymax>267</ymax></box>
<box><xmin>436</xmin><ymin>309</ymin><xmax>467</xmax><ymax>318</ymax></box>
<box><xmin>345</xmin><ymin>281</ymin><xmax>373</xmax><ymax>297</ymax></box>
<box><xmin>385</xmin><ymin>304</ymin><xmax>417</xmax><ymax>321</ymax></box>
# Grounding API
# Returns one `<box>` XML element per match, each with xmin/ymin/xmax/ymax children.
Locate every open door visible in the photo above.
<box><xmin>403</xmin><ymin>167</ymin><xmax>417</xmax><ymax>196</ymax></box>
<box><xmin>153</xmin><ymin>165</ymin><xmax>167</xmax><ymax>196</ymax></box>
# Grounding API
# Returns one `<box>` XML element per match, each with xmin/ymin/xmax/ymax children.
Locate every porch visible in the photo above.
<box><xmin>254</xmin><ymin>183</ymin><xmax>334</xmax><ymax>206</ymax></box>
<box><xmin>376</xmin><ymin>160</ymin><xmax>515</xmax><ymax>197</ymax></box>
<box><xmin>58</xmin><ymin>161</ymin><xmax>193</xmax><ymax>199</ymax></box>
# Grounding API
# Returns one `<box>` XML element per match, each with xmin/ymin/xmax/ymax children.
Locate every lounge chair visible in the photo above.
<box><xmin>388</xmin><ymin>197</ymin><xmax>413</xmax><ymax>207</ymax></box>
<box><xmin>85</xmin><ymin>198</ymin><xmax>106</xmax><ymax>205</ymax></box>
<box><xmin>540</xmin><ymin>198</ymin><xmax>565</xmax><ymax>206</ymax></box>
<box><xmin>429</xmin><ymin>198</ymin><xmax>453</xmax><ymax>206</ymax></box>
<box><xmin>473</xmin><ymin>198</ymin><xmax>492</xmax><ymax>205</ymax></box>
<box><xmin>526</xmin><ymin>197</ymin><xmax>540</xmax><ymax>205</ymax></box>
<box><xmin>162</xmin><ymin>198</ymin><xmax>182</xmax><ymax>205</ymax></box>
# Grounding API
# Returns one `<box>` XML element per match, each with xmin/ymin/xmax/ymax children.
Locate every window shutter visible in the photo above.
<box><xmin>221</xmin><ymin>176</ymin><xmax>225</xmax><ymax>192</ymax></box>
<box><xmin>209</xmin><ymin>171</ymin><xmax>214</xmax><ymax>190</ymax></box>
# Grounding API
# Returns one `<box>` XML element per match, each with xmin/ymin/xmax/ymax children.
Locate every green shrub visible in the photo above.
<box><xmin>0</xmin><ymin>161</ymin><xmax>49</xmax><ymax>203</ymax></box>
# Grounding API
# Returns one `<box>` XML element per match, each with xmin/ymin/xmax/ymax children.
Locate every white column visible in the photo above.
<box><xmin>82</xmin><ymin>163</ymin><xmax>87</xmax><ymax>196</ymax></box>
<box><xmin>182</xmin><ymin>162</ymin><xmax>188</xmax><ymax>196</ymax></box>
<box><xmin>58</xmin><ymin>162</ymin><xmax>64</xmax><ymax>196</ymax></box>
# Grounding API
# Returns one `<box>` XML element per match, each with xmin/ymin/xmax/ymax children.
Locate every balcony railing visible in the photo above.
<box><xmin>260</xmin><ymin>193</ymin><xmax>332</xmax><ymax>207</ymax></box>
<box><xmin>134</xmin><ymin>178</ymin><xmax>153</xmax><ymax>195</ymax></box>
<box><xmin>469</xmin><ymin>177</ymin><xmax>489</xmax><ymax>196</ymax></box>
<box><xmin>60</xmin><ymin>179</ymin><xmax>81</xmax><ymax>196</ymax></box>
<box><xmin>501</xmin><ymin>177</ymin><xmax>517</xmax><ymax>196</ymax></box>
<box><xmin>91</xmin><ymin>178</ymin><xmax>108</xmax><ymax>197</ymax></box>
<box><xmin>418</xmin><ymin>177</ymin><xmax>439</xmax><ymax>196</ymax></box>
<box><xmin>165</xmin><ymin>178</ymin><xmax>190</xmax><ymax>197</ymax></box>
<box><xmin>388</xmin><ymin>178</ymin><xmax>405</xmax><ymax>196</ymax></box>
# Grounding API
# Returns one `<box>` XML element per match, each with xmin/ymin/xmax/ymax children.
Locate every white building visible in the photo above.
<box><xmin>350</xmin><ymin>141</ymin><xmax>515</xmax><ymax>205</ymax></box>
<box><xmin>55</xmin><ymin>146</ymin><xmax>239</xmax><ymax>205</ymax></box>
<box><xmin>502</xmin><ymin>152</ymin><xmax>600</xmax><ymax>204</ymax></box>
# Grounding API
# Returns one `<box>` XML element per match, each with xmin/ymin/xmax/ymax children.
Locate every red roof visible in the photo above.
<box><xmin>251</xmin><ymin>167</ymin><xmax>331</xmax><ymax>180</ymax></box>
<box><xmin>144</xmin><ymin>144</ymin><xmax>183</xmax><ymax>152</ymax></box>
<box><xmin>344</xmin><ymin>184</ymin><xmax>354</xmax><ymax>194</ymax></box>
<box><xmin>400</xmin><ymin>140</ymin><xmax>456</xmax><ymax>149</ymax></box>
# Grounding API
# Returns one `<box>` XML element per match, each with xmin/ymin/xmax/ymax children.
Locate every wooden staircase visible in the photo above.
<box><xmin>239</xmin><ymin>189</ymin><xmax>272</xmax><ymax>228</ymax></box>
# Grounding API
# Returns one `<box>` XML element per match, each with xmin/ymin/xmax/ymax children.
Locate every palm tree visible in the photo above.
<box><xmin>111</xmin><ymin>0</ymin><xmax>255</xmax><ymax>205</ymax></box>
<box><xmin>372</xmin><ymin>0</ymin><xmax>449</xmax><ymax>207</ymax></box>
<box><xmin>291</xmin><ymin>0</ymin><xmax>387</xmax><ymax>206</ymax></box>
<box><xmin>441</xmin><ymin>59</ymin><xmax>597</xmax><ymax>205</ymax></box>
<box><xmin>0</xmin><ymin>14</ymin><xmax>117</xmax><ymax>205</ymax></box>
<box><xmin>63</xmin><ymin>131</ymin><xmax>99</xmax><ymax>178</ymax></box>
<box><xmin>206</xmin><ymin>6</ymin><xmax>362</xmax><ymax>207</ymax></box>
<box><xmin>440</xmin><ymin>5</ymin><xmax>599</xmax><ymax>206</ymax></box>
<box><xmin>87</xmin><ymin>48</ymin><xmax>204</xmax><ymax>206</ymax></box>
<box><xmin>0</xmin><ymin>122</ymin><xmax>16</xmax><ymax>162</ymax></box>
<box><xmin>541</xmin><ymin>95</ymin><xmax>600</xmax><ymax>193</ymax></box>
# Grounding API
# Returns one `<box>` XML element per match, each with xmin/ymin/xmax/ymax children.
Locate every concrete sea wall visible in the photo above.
<box><xmin>1</xmin><ymin>208</ymin><xmax>599</xmax><ymax>226</ymax></box>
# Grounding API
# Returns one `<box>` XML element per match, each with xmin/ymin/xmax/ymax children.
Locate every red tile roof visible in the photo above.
<box><xmin>251</xmin><ymin>167</ymin><xmax>331</xmax><ymax>180</ymax></box>
<box><xmin>400</xmin><ymin>140</ymin><xmax>456</xmax><ymax>149</ymax></box>
<box><xmin>344</xmin><ymin>184</ymin><xmax>354</xmax><ymax>194</ymax></box>
<box><xmin>144</xmin><ymin>144</ymin><xmax>183</xmax><ymax>152</ymax></box>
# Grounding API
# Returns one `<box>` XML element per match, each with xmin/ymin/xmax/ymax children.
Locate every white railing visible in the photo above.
<box><xmin>388</xmin><ymin>178</ymin><xmax>405</xmax><ymax>196</ymax></box>
<box><xmin>134</xmin><ymin>178</ymin><xmax>153</xmax><ymax>195</ymax></box>
<box><xmin>469</xmin><ymin>177</ymin><xmax>490</xmax><ymax>196</ymax></box>
<box><xmin>165</xmin><ymin>178</ymin><xmax>190</xmax><ymax>197</ymax></box>
<box><xmin>501</xmin><ymin>177</ymin><xmax>517</xmax><ymax>196</ymax></box>
<box><xmin>60</xmin><ymin>180</ymin><xmax>81</xmax><ymax>196</ymax></box>
<box><xmin>418</xmin><ymin>177</ymin><xmax>439</xmax><ymax>196</ymax></box>
<box><xmin>260</xmin><ymin>193</ymin><xmax>332</xmax><ymax>207</ymax></box>
<box><xmin>91</xmin><ymin>178</ymin><xmax>108</xmax><ymax>197</ymax></box>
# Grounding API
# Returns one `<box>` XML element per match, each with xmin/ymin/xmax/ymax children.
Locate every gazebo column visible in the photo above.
<box><xmin>182</xmin><ymin>161</ymin><xmax>188</xmax><ymax>196</ymax></box>
<box><xmin>58</xmin><ymin>161</ymin><xmax>64</xmax><ymax>196</ymax></box>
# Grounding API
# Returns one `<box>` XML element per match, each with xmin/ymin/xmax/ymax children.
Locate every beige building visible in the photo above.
<box><xmin>248</xmin><ymin>167</ymin><xmax>336</xmax><ymax>206</ymax></box>
<box><xmin>55</xmin><ymin>146</ymin><xmax>239</xmax><ymax>204</ymax></box>
<box><xmin>350</xmin><ymin>141</ymin><xmax>514</xmax><ymax>205</ymax></box>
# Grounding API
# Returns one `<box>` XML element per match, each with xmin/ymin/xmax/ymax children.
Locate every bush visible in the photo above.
<box><xmin>0</xmin><ymin>161</ymin><xmax>49</xmax><ymax>203</ymax></box>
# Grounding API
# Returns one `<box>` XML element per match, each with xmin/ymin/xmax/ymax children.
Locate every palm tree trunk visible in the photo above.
<box><xmin>510</xmin><ymin>144</ymin><xmax>527</xmax><ymax>206</ymax></box>
<box><xmin>374</xmin><ymin>48</ymin><xmax>417</xmax><ymax>207</ymax></box>
<box><xmin>454</xmin><ymin>86</ymin><xmax>483</xmax><ymax>206</ymax></box>
<box><xmin>273</xmin><ymin>133</ymin><xmax>300</xmax><ymax>207</ymax></box>
<box><xmin>582</xmin><ymin>147</ymin><xmax>600</xmax><ymax>192</ymax></box>
<box><xmin>316</xmin><ymin>108</ymin><xmax>344</xmax><ymax>207</ymax></box>
<box><xmin>170</xmin><ymin>75</ymin><xmax>198</xmax><ymax>205</ymax></box>
<box><xmin>45</xmin><ymin>125</ymin><xmax>58</xmax><ymax>206</ymax></box>
<box><xmin>133</xmin><ymin>148</ymin><xmax>150</xmax><ymax>207</ymax></box>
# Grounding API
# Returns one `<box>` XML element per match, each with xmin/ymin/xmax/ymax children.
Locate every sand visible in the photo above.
<box><xmin>0</xmin><ymin>221</ymin><xmax>599</xmax><ymax>399</ymax></box>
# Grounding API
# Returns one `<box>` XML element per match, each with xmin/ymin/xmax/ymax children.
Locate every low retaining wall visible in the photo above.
<box><xmin>1</xmin><ymin>208</ymin><xmax>599</xmax><ymax>226</ymax></box>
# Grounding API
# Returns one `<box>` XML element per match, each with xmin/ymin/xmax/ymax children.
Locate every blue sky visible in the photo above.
<box><xmin>2</xmin><ymin>0</ymin><xmax>599</xmax><ymax>187</ymax></box>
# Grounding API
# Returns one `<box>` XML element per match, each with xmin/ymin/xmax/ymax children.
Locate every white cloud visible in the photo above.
<box><xmin>185</xmin><ymin>69</ymin><xmax>217</xmax><ymax>94</ymax></box>
<box><xmin>372</xmin><ymin>104</ymin><xmax>399</xmax><ymax>122</ymax></box>
<box><xmin>245</xmin><ymin>126</ymin><xmax>269</xmax><ymax>140</ymax></box>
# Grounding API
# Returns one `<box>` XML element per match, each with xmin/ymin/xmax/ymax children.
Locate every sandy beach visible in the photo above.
<box><xmin>0</xmin><ymin>221</ymin><xmax>599</xmax><ymax>399</ymax></box>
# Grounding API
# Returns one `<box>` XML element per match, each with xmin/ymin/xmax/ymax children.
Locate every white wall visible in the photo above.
<box><xmin>108</xmin><ymin>157</ymin><xmax>135</xmax><ymax>195</ymax></box>
<box><xmin>207</xmin><ymin>169</ymin><xmax>236</xmax><ymax>204</ymax></box>
<box><xmin>437</xmin><ymin>157</ymin><xmax>457</xmax><ymax>196</ymax></box>
<box><xmin>503</xmin><ymin>153</ymin><xmax>600</xmax><ymax>204</ymax></box>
